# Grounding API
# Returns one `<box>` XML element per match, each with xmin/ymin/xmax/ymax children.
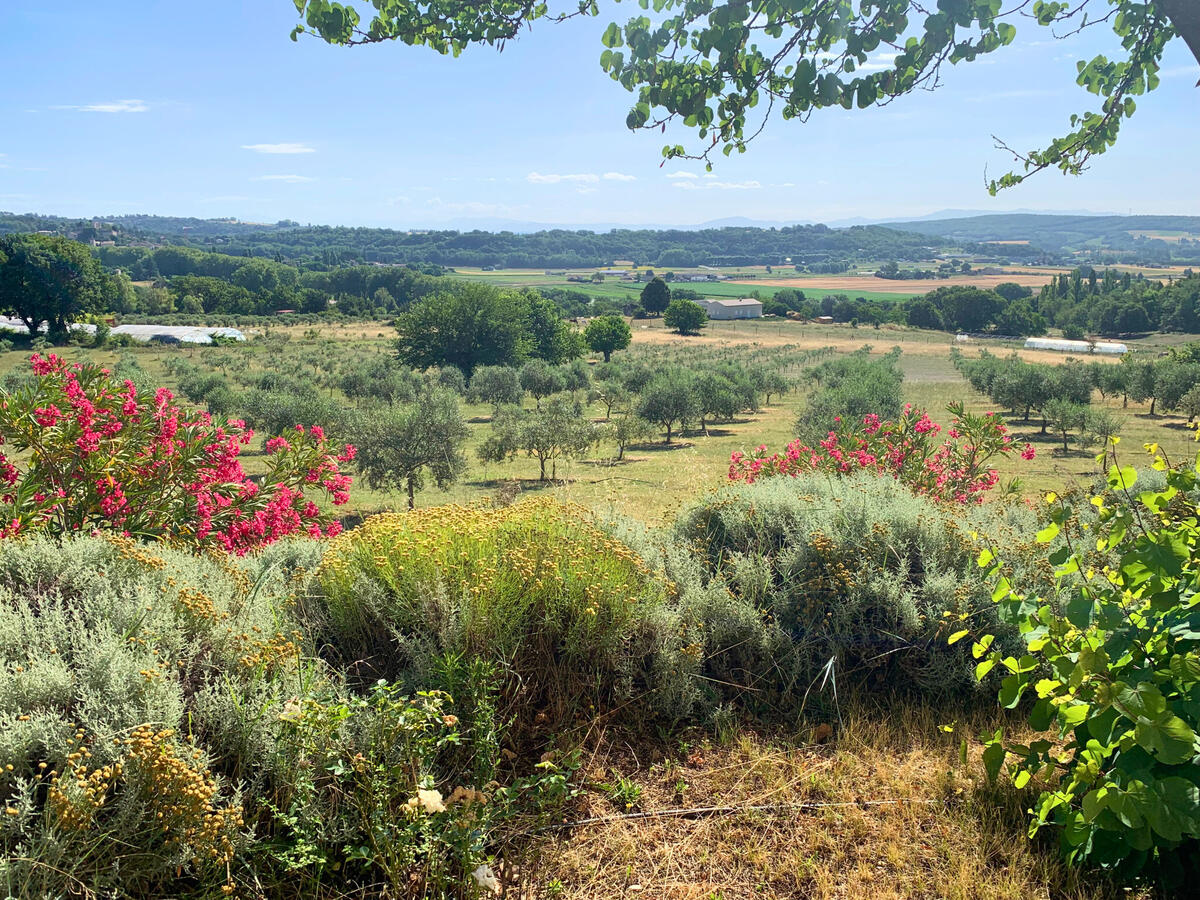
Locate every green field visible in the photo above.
<box><xmin>453</xmin><ymin>266</ymin><xmax>921</xmax><ymax>304</ymax></box>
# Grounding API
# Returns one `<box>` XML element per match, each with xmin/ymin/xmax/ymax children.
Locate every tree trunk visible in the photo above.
<box><xmin>407</xmin><ymin>478</ymin><xmax>415</xmax><ymax>510</ymax></box>
<box><xmin>665</xmin><ymin>423</ymin><xmax>672</xmax><ymax>445</ymax></box>
<box><xmin>617</xmin><ymin>443</ymin><xmax>625</xmax><ymax>461</ymax></box>
<box><xmin>603</xmin><ymin>350</ymin><xmax>612</xmax><ymax>362</ymax></box>
<box><xmin>1150</xmin><ymin>397</ymin><xmax>1157</xmax><ymax>415</ymax></box>
<box><xmin>539</xmin><ymin>456</ymin><xmax>547</xmax><ymax>481</ymax></box>
<box><xmin>1160</xmin><ymin>0</ymin><xmax>1200</xmax><ymax>80</ymax></box>
<box><xmin>1061</xmin><ymin>431</ymin><xmax>1069</xmax><ymax>454</ymax></box>
<box><xmin>700</xmin><ymin>415</ymin><xmax>709</xmax><ymax>436</ymax></box>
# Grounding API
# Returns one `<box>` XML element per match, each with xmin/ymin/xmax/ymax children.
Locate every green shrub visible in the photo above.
<box><xmin>796</xmin><ymin>347</ymin><xmax>904</xmax><ymax>441</ymax></box>
<box><xmin>969</xmin><ymin>448</ymin><xmax>1200</xmax><ymax>882</ymax></box>
<box><xmin>675</xmin><ymin>474</ymin><xmax>1033</xmax><ymax>700</ymax></box>
<box><xmin>315</xmin><ymin>498</ymin><xmax>701</xmax><ymax>735</ymax></box>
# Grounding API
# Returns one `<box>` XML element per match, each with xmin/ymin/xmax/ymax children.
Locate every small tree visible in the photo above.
<box><xmin>757</xmin><ymin>370</ymin><xmax>790</xmax><ymax>406</ymax></box>
<box><xmin>663</xmin><ymin>298</ymin><xmax>708</xmax><ymax>336</ymax></box>
<box><xmin>1180</xmin><ymin>383</ymin><xmax>1200</xmax><ymax>423</ymax></box>
<box><xmin>637</xmin><ymin>370</ymin><xmax>699</xmax><ymax>444</ymax></box>
<box><xmin>612</xmin><ymin>412</ymin><xmax>655</xmax><ymax>461</ymax></box>
<box><xmin>694</xmin><ymin>372</ymin><xmax>742</xmax><ymax>436</ymax></box>
<box><xmin>640</xmin><ymin>277</ymin><xmax>671</xmax><ymax>316</ymax></box>
<box><xmin>349</xmin><ymin>389</ymin><xmax>470</xmax><ymax>509</ymax></box>
<box><xmin>1080</xmin><ymin>407</ymin><xmax>1124</xmax><ymax>459</ymax></box>
<box><xmin>1043</xmin><ymin>398</ymin><xmax>1088</xmax><ymax>455</ymax></box>
<box><xmin>479</xmin><ymin>396</ymin><xmax>604</xmax><ymax>481</ymax></box>
<box><xmin>588</xmin><ymin>378</ymin><xmax>630</xmax><ymax>420</ymax></box>
<box><xmin>584</xmin><ymin>315</ymin><xmax>632</xmax><ymax>362</ymax></box>
<box><xmin>519</xmin><ymin>359</ymin><xmax>564</xmax><ymax>409</ymax></box>
<box><xmin>468</xmin><ymin>365</ymin><xmax>523</xmax><ymax>413</ymax></box>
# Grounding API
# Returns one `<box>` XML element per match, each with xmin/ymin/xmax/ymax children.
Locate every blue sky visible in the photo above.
<box><xmin>1</xmin><ymin>1</ymin><xmax>1197</xmax><ymax>229</ymax></box>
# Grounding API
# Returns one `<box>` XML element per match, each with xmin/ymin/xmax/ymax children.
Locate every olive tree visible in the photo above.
<box><xmin>348</xmin><ymin>388</ymin><xmax>470</xmax><ymax>509</ymax></box>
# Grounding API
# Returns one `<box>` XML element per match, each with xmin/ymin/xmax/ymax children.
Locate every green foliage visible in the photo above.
<box><xmin>467</xmin><ymin>364</ymin><xmax>523</xmax><ymax>411</ymax></box>
<box><xmin>583</xmin><ymin>315</ymin><xmax>632</xmax><ymax>362</ymax></box>
<box><xmin>394</xmin><ymin>282</ymin><xmax>536</xmax><ymax>375</ymax></box>
<box><xmin>0</xmin><ymin>234</ymin><xmax>115</xmax><ymax>338</ymax></box>
<box><xmin>663</xmin><ymin>298</ymin><xmax>708</xmax><ymax>336</ymax></box>
<box><xmin>316</xmin><ymin>499</ymin><xmax>701</xmax><ymax>733</ymax></box>
<box><xmin>680</xmin><ymin>476</ymin><xmax>1037</xmax><ymax>704</ymax></box>
<box><xmin>348</xmin><ymin>388</ymin><xmax>470</xmax><ymax>508</ymax></box>
<box><xmin>639</xmin><ymin>277</ymin><xmax>671</xmax><ymax>316</ymax></box>
<box><xmin>796</xmin><ymin>347</ymin><xmax>904</xmax><ymax>441</ymax></box>
<box><xmin>636</xmin><ymin>369</ymin><xmax>700</xmax><ymax>444</ymax></box>
<box><xmin>293</xmin><ymin>2</ymin><xmax>1190</xmax><ymax>192</ymax></box>
<box><xmin>478</xmin><ymin>396</ymin><xmax>607</xmax><ymax>480</ymax></box>
<box><xmin>970</xmin><ymin>446</ymin><xmax>1200</xmax><ymax>878</ymax></box>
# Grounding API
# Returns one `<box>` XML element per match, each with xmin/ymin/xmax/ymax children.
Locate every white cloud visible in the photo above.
<box><xmin>253</xmin><ymin>174</ymin><xmax>314</xmax><ymax>183</ymax></box>
<box><xmin>857</xmin><ymin>52</ymin><xmax>900</xmax><ymax>73</ymax></box>
<box><xmin>242</xmin><ymin>142</ymin><xmax>316</xmax><ymax>154</ymax></box>
<box><xmin>526</xmin><ymin>172</ymin><xmax>599</xmax><ymax>184</ymax></box>
<box><xmin>673</xmin><ymin>180</ymin><xmax>762</xmax><ymax>191</ymax></box>
<box><xmin>665</xmin><ymin>171</ymin><xmax>699</xmax><ymax>179</ymax></box>
<box><xmin>602</xmin><ymin>172</ymin><xmax>637</xmax><ymax>182</ymax></box>
<box><xmin>56</xmin><ymin>99</ymin><xmax>148</xmax><ymax>113</ymax></box>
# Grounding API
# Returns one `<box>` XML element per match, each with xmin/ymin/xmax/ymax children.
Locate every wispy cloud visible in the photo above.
<box><xmin>526</xmin><ymin>172</ymin><xmax>599</xmax><ymax>184</ymax></box>
<box><xmin>242</xmin><ymin>142</ymin><xmax>316</xmax><ymax>154</ymax></box>
<box><xmin>253</xmin><ymin>174</ymin><xmax>314</xmax><ymax>183</ymax></box>
<box><xmin>673</xmin><ymin>180</ymin><xmax>761</xmax><ymax>191</ymax></box>
<box><xmin>602</xmin><ymin>172</ymin><xmax>636</xmax><ymax>182</ymax></box>
<box><xmin>665</xmin><ymin>171</ymin><xmax>699</xmax><ymax>179</ymax></box>
<box><xmin>857</xmin><ymin>52</ymin><xmax>900</xmax><ymax>73</ymax></box>
<box><xmin>55</xmin><ymin>99</ymin><xmax>148</xmax><ymax>113</ymax></box>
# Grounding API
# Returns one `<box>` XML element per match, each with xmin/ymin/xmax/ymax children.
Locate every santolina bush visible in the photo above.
<box><xmin>731</xmin><ymin>402</ymin><xmax>1034</xmax><ymax>504</ymax></box>
<box><xmin>315</xmin><ymin>497</ymin><xmax>702</xmax><ymax>734</ymax></box>
<box><xmin>0</xmin><ymin>355</ymin><xmax>354</xmax><ymax>553</ymax></box>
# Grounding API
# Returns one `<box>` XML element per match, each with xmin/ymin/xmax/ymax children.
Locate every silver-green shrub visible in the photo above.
<box><xmin>674</xmin><ymin>473</ymin><xmax>1035</xmax><ymax>698</ymax></box>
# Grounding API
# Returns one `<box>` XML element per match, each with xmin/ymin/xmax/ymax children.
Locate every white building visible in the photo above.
<box><xmin>697</xmin><ymin>298</ymin><xmax>763</xmax><ymax>320</ymax></box>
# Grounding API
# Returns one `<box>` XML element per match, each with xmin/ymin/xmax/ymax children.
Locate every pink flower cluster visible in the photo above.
<box><xmin>0</xmin><ymin>354</ymin><xmax>355</xmax><ymax>552</ymax></box>
<box><xmin>729</xmin><ymin>403</ymin><xmax>1034</xmax><ymax>504</ymax></box>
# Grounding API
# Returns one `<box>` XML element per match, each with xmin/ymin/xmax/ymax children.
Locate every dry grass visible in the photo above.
<box><xmin>517</xmin><ymin>704</ymin><xmax>1141</xmax><ymax>900</ymax></box>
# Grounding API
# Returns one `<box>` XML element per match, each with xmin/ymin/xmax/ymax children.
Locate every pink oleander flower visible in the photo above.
<box><xmin>0</xmin><ymin>357</ymin><xmax>353</xmax><ymax>554</ymax></box>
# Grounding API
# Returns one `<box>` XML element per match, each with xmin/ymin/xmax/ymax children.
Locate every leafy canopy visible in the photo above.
<box><xmin>291</xmin><ymin>1</ymin><xmax>1197</xmax><ymax>192</ymax></box>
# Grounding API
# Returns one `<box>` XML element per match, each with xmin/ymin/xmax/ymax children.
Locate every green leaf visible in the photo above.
<box><xmin>1035</xmin><ymin>521</ymin><xmax>1060</xmax><ymax>543</ymax></box>
<box><xmin>975</xmin><ymin>658</ymin><xmax>996</xmax><ymax>681</ymax></box>
<box><xmin>982</xmin><ymin>741</ymin><xmax>1006</xmax><ymax>784</ymax></box>
<box><xmin>948</xmin><ymin>629</ymin><xmax>969</xmax><ymax>645</ymax></box>
<box><xmin>601</xmin><ymin>22</ymin><xmax>623</xmax><ymax>48</ymax></box>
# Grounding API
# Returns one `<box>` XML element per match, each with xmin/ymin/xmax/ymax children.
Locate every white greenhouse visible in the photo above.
<box><xmin>1024</xmin><ymin>337</ymin><xmax>1127</xmax><ymax>355</ymax></box>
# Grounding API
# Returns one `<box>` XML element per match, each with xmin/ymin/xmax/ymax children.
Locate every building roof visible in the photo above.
<box><xmin>701</xmin><ymin>297</ymin><xmax>762</xmax><ymax>308</ymax></box>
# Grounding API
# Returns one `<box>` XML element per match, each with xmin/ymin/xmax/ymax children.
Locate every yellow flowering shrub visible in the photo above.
<box><xmin>318</xmin><ymin>498</ymin><xmax>689</xmax><ymax>730</ymax></box>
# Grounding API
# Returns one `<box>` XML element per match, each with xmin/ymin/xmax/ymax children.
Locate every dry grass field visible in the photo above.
<box><xmin>523</xmin><ymin>704</ymin><xmax>1141</xmax><ymax>900</ymax></box>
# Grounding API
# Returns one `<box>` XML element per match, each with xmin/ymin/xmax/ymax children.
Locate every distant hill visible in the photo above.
<box><xmin>2</xmin><ymin>210</ymin><xmax>973</xmax><ymax>269</ymax></box>
<box><xmin>880</xmin><ymin>213</ymin><xmax>1200</xmax><ymax>264</ymax></box>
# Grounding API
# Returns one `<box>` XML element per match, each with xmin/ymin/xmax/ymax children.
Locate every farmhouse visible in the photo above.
<box><xmin>697</xmin><ymin>297</ymin><xmax>763</xmax><ymax>320</ymax></box>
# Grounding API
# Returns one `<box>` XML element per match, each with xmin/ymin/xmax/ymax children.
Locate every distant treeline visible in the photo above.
<box><xmin>3</xmin><ymin>210</ymin><xmax>1007</xmax><ymax>269</ymax></box>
